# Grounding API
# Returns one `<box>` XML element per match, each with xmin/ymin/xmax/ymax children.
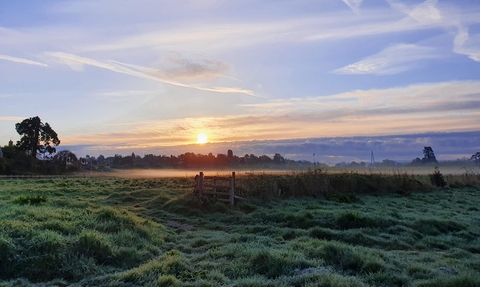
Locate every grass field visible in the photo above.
<box><xmin>0</xmin><ymin>171</ymin><xmax>479</xmax><ymax>286</ymax></box>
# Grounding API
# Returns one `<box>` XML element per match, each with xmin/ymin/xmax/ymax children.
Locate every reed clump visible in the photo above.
<box><xmin>235</xmin><ymin>169</ymin><xmax>430</xmax><ymax>199</ymax></box>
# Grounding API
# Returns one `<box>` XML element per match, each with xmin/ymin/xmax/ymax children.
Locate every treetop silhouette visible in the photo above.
<box><xmin>15</xmin><ymin>116</ymin><xmax>60</xmax><ymax>159</ymax></box>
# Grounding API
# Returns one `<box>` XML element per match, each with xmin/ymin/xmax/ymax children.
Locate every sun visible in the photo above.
<box><xmin>197</xmin><ymin>133</ymin><xmax>208</xmax><ymax>144</ymax></box>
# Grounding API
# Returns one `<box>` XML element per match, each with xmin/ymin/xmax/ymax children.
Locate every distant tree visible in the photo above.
<box><xmin>112</xmin><ymin>154</ymin><xmax>123</xmax><ymax>166</ymax></box>
<box><xmin>54</xmin><ymin>150</ymin><xmax>78</xmax><ymax>163</ymax></box>
<box><xmin>97</xmin><ymin>155</ymin><xmax>106</xmax><ymax>165</ymax></box>
<box><xmin>381</xmin><ymin>159</ymin><xmax>397</xmax><ymax>167</ymax></box>
<box><xmin>349</xmin><ymin>161</ymin><xmax>359</xmax><ymax>167</ymax></box>
<box><xmin>15</xmin><ymin>116</ymin><xmax>60</xmax><ymax>159</ymax></box>
<box><xmin>273</xmin><ymin>153</ymin><xmax>285</xmax><ymax>165</ymax></box>
<box><xmin>53</xmin><ymin>150</ymin><xmax>79</xmax><ymax>172</ymax></box>
<box><xmin>422</xmin><ymin>146</ymin><xmax>438</xmax><ymax>163</ymax></box>
<box><xmin>0</xmin><ymin>157</ymin><xmax>6</xmax><ymax>174</ymax></box>
<box><xmin>216</xmin><ymin>153</ymin><xmax>229</xmax><ymax>167</ymax></box>
<box><xmin>258</xmin><ymin>155</ymin><xmax>272</xmax><ymax>164</ymax></box>
<box><xmin>471</xmin><ymin>152</ymin><xmax>480</xmax><ymax>164</ymax></box>
<box><xmin>410</xmin><ymin>157</ymin><xmax>422</xmax><ymax>165</ymax></box>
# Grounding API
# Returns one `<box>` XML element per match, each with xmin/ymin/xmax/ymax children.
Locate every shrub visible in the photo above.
<box><xmin>76</xmin><ymin>230</ymin><xmax>116</xmax><ymax>264</ymax></box>
<box><xmin>161</xmin><ymin>250</ymin><xmax>189</xmax><ymax>277</ymax></box>
<box><xmin>0</xmin><ymin>235</ymin><xmax>14</xmax><ymax>279</ymax></box>
<box><xmin>309</xmin><ymin>227</ymin><xmax>337</xmax><ymax>241</ymax></box>
<box><xmin>429</xmin><ymin>166</ymin><xmax>447</xmax><ymax>187</ymax></box>
<box><xmin>416</xmin><ymin>273</ymin><xmax>480</xmax><ymax>287</ymax></box>
<box><xmin>157</xmin><ymin>275</ymin><xmax>180</xmax><ymax>287</ymax></box>
<box><xmin>336</xmin><ymin>212</ymin><xmax>369</xmax><ymax>229</ymax></box>
<box><xmin>320</xmin><ymin>242</ymin><xmax>363</xmax><ymax>272</ymax></box>
<box><xmin>325</xmin><ymin>193</ymin><xmax>358</xmax><ymax>203</ymax></box>
<box><xmin>13</xmin><ymin>195</ymin><xmax>47</xmax><ymax>205</ymax></box>
<box><xmin>249</xmin><ymin>250</ymin><xmax>295</xmax><ymax>278</ymax></box>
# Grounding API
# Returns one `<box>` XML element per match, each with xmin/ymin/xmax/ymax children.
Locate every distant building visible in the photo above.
<box><xmin>0</xmin><ymin>147</ymin><xmax>3</xmax><ymax>158</ymax></box>
<box><xmin>8</xmin><ymin>139</ymin><xmax>13</xmax><ymax>147</ymax></box>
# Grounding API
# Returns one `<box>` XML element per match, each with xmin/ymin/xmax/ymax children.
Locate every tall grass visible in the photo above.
<box><xmin>235</xmin><ymin>169</ymin><xmax>430</xmax><ymax>199</ymax></box>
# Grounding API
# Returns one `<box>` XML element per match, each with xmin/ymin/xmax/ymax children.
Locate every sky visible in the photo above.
<box><xmin>1</xmin><ymin>0</ymin><xmax>480</xmax><ymax>163</ymax></box>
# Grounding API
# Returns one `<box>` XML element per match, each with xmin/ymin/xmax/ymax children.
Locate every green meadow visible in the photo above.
<box><xmin>0</xmin><ymin>171</ymin><xmax>479</xmax><ymax>286</ymax></box>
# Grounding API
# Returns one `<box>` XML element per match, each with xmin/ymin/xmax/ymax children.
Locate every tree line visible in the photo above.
<box><xmin>1</xmin><ymin>116</ymin><xmax>479</xmax><ymax>175</ymax></box>
<box><xmin>79</xmin><ymin>151</ymin><xmax>308</xmax><ymax>171</ymax></box>
<box><xmin>0</xmin><ymin>116</ymin><xmax>308</xmax><ymax>174</ymax></box>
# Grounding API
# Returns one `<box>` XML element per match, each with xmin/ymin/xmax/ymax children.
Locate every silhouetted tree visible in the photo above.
<box><xmin>113</xmin><ymin>154</ymin><xmax>123</xmax><ymax>166</ymax></box>
<box><xmin>471</xmin><ymin>152</ymin><xmax>480</xmax><ymax>164</ymax></box>
<box><xmin>422</xmin><ymin>146</ymin><xmax>438</xmax><ymax>163</ymax></box>
<box><xmin>381</xmin><ymin>159</ymin><xmax>397</xmax><ymax>167</ymax></box>
<box><xmin>15</xmin><ymin>116</ymin><xmax>60</xmax><ymax>159</ymax></box>
<box><xmin>0</xmin><ymin>157</ymin><xmax>6</xmax><ymax>174</ymax></box>
<box><xmin>273</xmin><ymin>153</ymin><xmax>285</xmax><ymax>165</ymax></box>
<box><xmin>217</xmin><ymin>153</ymin><xmax>229</xmax><ymax>167</ymax></box>
<box><xmin>54</xmin><ymin>150</ymin><xmax>78</xmax><ymax>163</ymax></box>
<box><xmin>54</xmin><ymin>150</ymin><xmax>79</xmax><ymax>172</ymax></box>
<box><xmin>258</xmin><ymin>155</ymin><xmax>272</xmax><ymax>164</ymax></box>
<box><xmin>97</xmin><ymin>155</ymin><xmax>105</xmax><ymax>164</ymax></box>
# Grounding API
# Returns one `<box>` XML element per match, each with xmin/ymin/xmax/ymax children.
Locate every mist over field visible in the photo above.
<box><xmin>85</xmin><ymin>164</ymin><xmax>476</xmax><ymax>180</ymax></box>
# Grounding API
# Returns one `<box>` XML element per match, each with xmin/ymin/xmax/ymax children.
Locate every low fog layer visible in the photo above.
<box><xmin>81</xmin><ymin>165</ymin><xmax>476</xmax><ymax>179</ymax></box>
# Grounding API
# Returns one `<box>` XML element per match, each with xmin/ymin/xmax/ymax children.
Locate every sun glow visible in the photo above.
<box><xmin>197</xmin><ymin>133</ymin><xmax>208</xmax><ymax>144</ymax></box>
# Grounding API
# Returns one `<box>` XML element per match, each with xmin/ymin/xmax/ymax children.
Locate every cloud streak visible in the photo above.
<box><xmin>162</xmin><ymin>56</ymin><xmax>231</xmax><ymax>80</ymax></box>
<box><xmin>341</xmin><ymin>0</ymin><xmax>363</xmax><ymax>14</ymax></box>
<box><xmin>453</xmin><ymin>27</ymin><xmax>480</xmax><ymax>62</ymax></box>
<box><xmin>334</xmin><ymin>44</ymin><xmax>441</xmax><ymax>75</ymax></box>
<box><xmin>387</xmin><ymin>0</ymin><xmax>480</xmax><ymax>63</ymax></box>
<box><xmin>387</xmin><ymin>0</ymin><xmax>441</xmax><ymax>24</ymax></box>
<box><xmin>0</xmin><ymin>54</ymin><xmax>48</xmax><ymax>67</ymax></box>
<box><xmin>0</xmin><ymin>116</ymin><xmax>25</xmax><ymax>121</ymax></box>
<box><xmin>45</xmin><ymin>52</ymin><xmax>257</xmax><ymax>97</ymax></box>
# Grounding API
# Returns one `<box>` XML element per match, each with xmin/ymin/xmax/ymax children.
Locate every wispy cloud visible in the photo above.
<box><xmin>45</xmin><ymin>52</ymin><xmax>257</xmax><ymax>97</ymax></box>
<box><xmin>4</xmin><ymin>1</ymin><xmax>479</xmax><ymax>62</ymax></box>
<box><xmin>334</xmin><ymin>44</ymin><xmax>441</xmax><ymax>75</ymax></box>
<box><xmin>386</xmin><ymin>0</ymin><xmax>441</xmax><ymax>24</ymax></box>
<box><xmin>303</xmin><ymin>13</ymin><xmax>439</xmax><ymax>42</ymax></box>
<box><xmin>341</xmin><ymin>0</ymin><xmax>363</xmax><ymax>14</ymax></box>
<box><xmin>162</xmin><ymin>56</ymin><xmax>230</xmax><ymax>80</ymax></box>
<box><xmin>387</xmin><ymin>0</ymin><xmax>480</xmax><ymax>63</ymax></box>
<box><xmin>0</xmin><ymin>54</ymin><xmax>48</xmax><ymax>67</ymax></box>
<box><xmin>235</xmin><ymin>80</ymin><xmax>480</xmax><ymax>135</ymax></box>
<box><xmin>306</xmin><ymin>0</ymin><xmax>480</xmax><ymax>44</ymax></box>
<box><xmin>79</xmin><ymin>18</ymin><xmax>322</xmax><ymax>53</ymax></box>
<box><xmin>0</xmin><ymin>116</ymin><xmax>25</xmax><ymax>121</ymax></box>
<box><xmin>60</xmin><ymin>81</ymin><xmax>480</xmax><ymax>151</ymax></box>
<box><xmin>453</xmin><ymin>27</ymin><xmax>480</xmax><ymax>62</ymax></box>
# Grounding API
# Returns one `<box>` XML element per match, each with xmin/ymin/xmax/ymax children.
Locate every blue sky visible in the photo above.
<box><xmin>1</xmin><ymin>0</ymin><xmax>479</xmax><ymax>162</ymax></box>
